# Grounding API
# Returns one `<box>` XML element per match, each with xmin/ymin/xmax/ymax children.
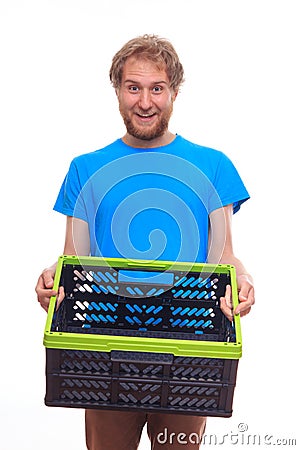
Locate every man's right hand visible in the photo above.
<box><xmin>35</xmin><ymin>264</ymin><xmax>64</xmax><ymax>312</ymax></box>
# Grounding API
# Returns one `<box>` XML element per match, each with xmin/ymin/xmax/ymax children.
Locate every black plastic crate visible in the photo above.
<box><xmin>44</xmin><ymin>256</ymin><xmax>242</xmax><ymax>417</ymax></box>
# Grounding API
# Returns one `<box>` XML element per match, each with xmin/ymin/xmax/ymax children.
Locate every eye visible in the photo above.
<box><xmin>152</xmin><ymin>86</ymin><xmax>163</xmax><ymax>93</ymax></box>
<box><xmin>128</xmin><ymin>85</ymin><xmax>139</xmax><ymax>93</ymax></box>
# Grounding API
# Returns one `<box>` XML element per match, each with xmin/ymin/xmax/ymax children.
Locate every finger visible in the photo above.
<box><xmin>36</xmin><ymin>285</ymin><xmax>58</xmax><ymax>314</ymax></box>
<box><xmin>40</xmin><ymin>301</ymin><xmax>49</xmax><ymax>312</ymax></box>
<box><xmin>234</xmin><ymin>300</ymin><xmax>253</xmax><ymax>316</ymax></box>
<box><xmin>235</xmin><ymin>287</ymin><xmax>255</xmax><ymax>316</ymax></box>
<box><xmin>224</xmin><ymin>284</ymin><xmax>232</xmax><ymax>307</ymax></box>
<box><xmin>238</xmin><ymin>282</ymin><xmax>255</xmax><ymax>304</ymax></box>
<box><xmin>37</xmin><ymin>287</ymin><xmax>57</xmax><ymax>297</ymax></box>
<box><xmin>35</xmin><ymin>275</ymin><xmax>45</xmax><ymax>292</ymax></box>
<box><xmin>220</xmin><ymin>296</ymin><xmax>233</xmax><ymax>321</ymax></box>
<box><xmin>236</xmin><ymin>302</ymin><xmax>252</xmax><ymax>317</ymax></box>
<box><xmin>36</xmin><ymin>289</ymin><xmax>57</xmax><ymax>306</ymax></box>
<box><xmin>37</xmin><ymin>296</ymin><xmax>51</xmax><ymax>312</ymax></box>
<box><xmin>220</xmin><ymin>285</ymin><xmax>233</xmax><ymax>321</ymax></box>
<box><xmin>38</xmin><ymin>288</ymin><xmax>61</xmax><ymax>312</ymax></box>
<box><xmin>42</xmin><ymin>271</ymin><xmax>55</xmax><ymax>289</ymax></box>
<box><xmin>56</xmin><ymin>286</ymin><xmax>66</xmax><ymax>309</ymax></box>
<box><xmin>35</xmin><ymin>272</ymin><xmax>54</xmax><ymax>292</ymax></box>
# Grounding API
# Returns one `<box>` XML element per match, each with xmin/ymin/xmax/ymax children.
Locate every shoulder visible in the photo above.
<box><xmin>175</xmin><ymin>135</ymin><xmax>228</xmax><ymax>167</ymax></box>
<box><xmin>71</xmin><ymin>139</ymin><xmax>123</xmax><ymax>167</ymax></box>
<box><xmin>67</xmin><ymin>139</ymin><xmax>129</xmax><ymax>180</ymax></box>
<box><xmin>176</xmin><ymin>135</ymin><xmax>223</xmax><ymax>156</ymax></box>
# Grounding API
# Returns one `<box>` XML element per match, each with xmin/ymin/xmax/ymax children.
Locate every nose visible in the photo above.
<box><xmin>138</xmin><ymin>88</ymin><xmax>152</xmax><ymax>110</ymax></box>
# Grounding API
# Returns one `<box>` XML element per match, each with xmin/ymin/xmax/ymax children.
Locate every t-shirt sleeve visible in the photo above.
<box><xmin>209</xmin><ymin>152</ymin><xmax>250</xmax><ymax>214</ymax></box>
<box><xmin>53</xmin><ymin>158</ymin><xmax>88</xmax><ymax>221</ymax></box>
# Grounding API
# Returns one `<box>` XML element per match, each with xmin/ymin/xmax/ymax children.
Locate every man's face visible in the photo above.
<box><xmin>117</xmin><ymin>56</ymin><xmax>177</xmax><ymax>142</ymax></box>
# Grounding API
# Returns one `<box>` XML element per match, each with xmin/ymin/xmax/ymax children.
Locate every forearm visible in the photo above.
<box><xmin>208</xmin><ymin>205</ymin><xmax>255</xmax><ymax>316</ymax></box>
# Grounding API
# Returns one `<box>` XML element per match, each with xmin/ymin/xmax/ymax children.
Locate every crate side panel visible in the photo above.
<box><xmin>46</xmin><ymin>349</ymin><xmax>238</xmax><ymax>383</ymax></box>
<box><xmin>45</xmin><ymin>374</ymin><xmax>112</xmax><ymax>407</ymax></box>
<box><xmin>45</xmin><ymin>373</ymin><xmax>235</xmax><ymax>417</ymax></box>
<box><xmin>167</xmin><ymin>381</ymin><xmax>235</xmax><ymax>416</ymax></box>
<box><xmin>46</xmin><ymin>348</ymin><xmax>113</xmax><ymax>376</ymax></box>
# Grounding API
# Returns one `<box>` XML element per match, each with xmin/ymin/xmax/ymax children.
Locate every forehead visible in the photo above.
<box><xmin>122</xmin><ymin>56</ymin><xmax>169</xmax><ymax>83</ymax></box>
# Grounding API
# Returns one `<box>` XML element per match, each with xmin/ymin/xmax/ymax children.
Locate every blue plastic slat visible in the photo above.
<box><xmin>91</xmin><ymin>284</ymin><xmax>101</xmax><ymax>293</ymax></box>
<box><xmin>126</xmin><ymin>287</ymin><xmax>136</xmax><ymax>296</ymax></box>
<box><xmin>198</xmin><ymin>278</ymin><xmax>209</xmax><ymax>288</ymax></box>
<box><xmin>105</xmin><ymin>272</ymin><xmax>117</xmax><ymax>283</ymax></box>
<box><xmin>181</xmin><ymin>289</ymin><xmax>192</xmax><ymax>299</ymax></box>
<box><xmin>97</xmin><ymin>271</ymin><xmax>110</xmax><ymax>283</ymax></box>
<box><xmin>154</xmin><ymin>288</ymin><xmax>165</xmax><ymax>296</ymax></box>
<box><xmin>126</xmin><ymin>304</ymin><xmax>135</xmax><ymax>313</ymax></box>
<box><xmin>180</xmin><ymin>307</ymin><xmax>191</xmax><ymax>316</ymax></box>
<box><xmin>99</xmin><ymin>285</ymin><xmax>108</xmax><ymax>294</ymax></box>
<box><xmin>172</xmin><ymin>307</ymin><xmax>183</xmax><ymax>315</ymax></box>
<box><xmin>173</xmin><ymin>289</ymin><xmax>184</xmax><ymax>298</ymax></box>
<box><xmin>188</xmin><ymin>307</ymin><xmax>198</xmax><ymax>316</ymax></box>
<box><xmin>195</xmin><ymin>308</ymin><xmax>206</xmax><ymax>317</ymax></box>
<box><xmin>174</xmin><ymin>276</ymin><xmax>187</xmax><ymax>287</ymax></box>
<box><xmin>203</xmin><ymin>308</ymin><xmax>213</xmax><ymax>317</ymax></box>
<box><xmin>134</xmin><ymin>287</ymin><xmax>144</xmax><ymax>296</ymax></box>
<box><xmin>190</xmin><ymin>277</ymin><xmax>202</xmax><ymax>287</ymax></box>
<box><xmin>182</xmin><ymin>277</ymin><xmax>195</xmax><ymax>287</ymax></box>
<box><xmin>107</xmin><ymin>285</ymin><xmax>117</xmax><ymax>294</ymax></box>
<box><xmin>146</xmin><ymin>288</ymin><xmax>157</xmax><ymax>296</ymax></box>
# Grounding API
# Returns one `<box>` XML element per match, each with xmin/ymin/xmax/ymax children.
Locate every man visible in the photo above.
<box><xmin>36</xmin><ymin>35</ymin><xmax>255</xmax><ymax>450</ymax></box>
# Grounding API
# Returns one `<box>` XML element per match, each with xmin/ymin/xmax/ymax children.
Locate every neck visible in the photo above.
<box><xmin>122</xmin><ymin>131</ymin><xmax>176</xmax><ymax>148</ymax></box>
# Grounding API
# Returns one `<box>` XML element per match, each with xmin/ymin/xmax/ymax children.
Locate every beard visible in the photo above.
<box><xmin>119</xmin><ymin>104</ymin><xmax>173</xmax><ymax>141</ymax></box>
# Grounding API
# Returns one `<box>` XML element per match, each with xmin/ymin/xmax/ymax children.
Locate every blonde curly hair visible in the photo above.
<box><xmin>109</xmin><ymin>34</ymin><xmax>185</xmax><ymax>92</ymax></box>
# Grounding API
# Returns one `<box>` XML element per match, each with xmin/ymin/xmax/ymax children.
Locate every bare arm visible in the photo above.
<box><xmin>208</xmin><ymin>204</ymin><xmax>255</xmax><ymax>318</ymax></box>
<box><xmin>63</xmin><ymin>216</ymin><xmax>90</xmax><ymax>255</ymax></box>
<box><xmin>35</xmin><ymin>216</ymin><xmax>90</xmax><ymax>311</ymax></box>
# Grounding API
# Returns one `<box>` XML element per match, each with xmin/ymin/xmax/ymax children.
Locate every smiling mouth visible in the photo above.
<box><xmin>135</xmin><ymin>113</ymin><xmax>157</xmax><ymax>124</ymax></box>
<box><xmin>136</xmin><ymin>112</ymin><xmax>156</xmax><ymax>118</ymax></box>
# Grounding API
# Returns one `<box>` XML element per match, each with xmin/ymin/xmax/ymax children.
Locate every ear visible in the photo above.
<box><xmin>172</xmin><ymin>90</ymin><xmax>179</xmax><ymax>101</ymax></box>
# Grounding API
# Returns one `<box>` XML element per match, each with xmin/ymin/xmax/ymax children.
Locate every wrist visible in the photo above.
<box><xmin>237</xmin><ymin>273</ymin><xmax>253</xmax><ymax>283</ymax></box>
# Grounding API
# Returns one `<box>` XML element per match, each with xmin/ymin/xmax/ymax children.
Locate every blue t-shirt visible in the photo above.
<box><xmin>54</xmin><ymin>135</ymin><xmax>249</xmax><ymax>262</ymax></box>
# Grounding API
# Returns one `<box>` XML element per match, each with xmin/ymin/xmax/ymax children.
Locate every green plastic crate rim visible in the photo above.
<box><xmin>43</xmin><ymin>256</ymin><xmax>242</xmax><ymax>359</ymax></box>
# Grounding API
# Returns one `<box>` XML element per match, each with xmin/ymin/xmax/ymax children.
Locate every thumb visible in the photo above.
<box><xmin>56</xmin><ymin>286</ymin><xmax>65</xmax><ymax>310</ymax></box>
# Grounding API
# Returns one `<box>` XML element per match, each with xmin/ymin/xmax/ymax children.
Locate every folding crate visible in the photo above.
<box><xmin>44</xmin><ymin>255</ymin><xmax>242</xmax><ymax>417</ymax></box>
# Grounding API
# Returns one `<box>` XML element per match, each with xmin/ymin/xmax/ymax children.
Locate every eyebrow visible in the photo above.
<box><xmin>124</xmin><ymin>79</ymin><xmax>169</xmax><ymax>85</ymax></box>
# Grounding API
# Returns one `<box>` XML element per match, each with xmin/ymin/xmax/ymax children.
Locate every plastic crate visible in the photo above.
<box><xmin>44</xmin><ymin>256</ymin><xmax>242</xmax><ymax>417</ymax></box>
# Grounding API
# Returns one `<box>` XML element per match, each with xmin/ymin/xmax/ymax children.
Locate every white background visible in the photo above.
<box><xmin>0</xmin><ymin>0</ymin><xmax>299</xmax><ymax>448</ymax></box>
